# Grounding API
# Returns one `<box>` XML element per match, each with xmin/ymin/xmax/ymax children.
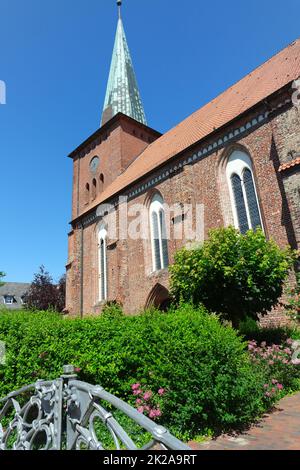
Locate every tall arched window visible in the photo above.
<box><xmin>92</xmin><ymin>178</ymin><xmax>97</xmax><ymax>200</ymax></box>
<box><xmin>99</xmin><ymin>174</ymin><xmax>104</xmax><ymax>193</ymax></box>
<box><xmin>149</xmin><ymin>194</ymin><xmax>169</xmax><ymax>271</ymax></box>
<box><xmin>98</xmin><ymin>227</ymin><xmax>107</xmax><ymax>302</ymax></box>
<box><xmin>85</xmin><ymin>183</ymin><xmax>90</xmax><ymax>205</ymax></box>
<box><xmin>226</xmin><ymin>150</ymin><xmax>263</xmax><ymax>234</ymax></box>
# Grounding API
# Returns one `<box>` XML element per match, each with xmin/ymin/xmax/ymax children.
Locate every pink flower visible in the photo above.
<box><xmin>158</xmin><ymin>388</ymin><xmax>165</xmax><ymax>396</ymax></box>
<box><xmin>263</xmin><ymin>384</ymin><xmax>269</xmax><ymax>389</ymax></box>
<box><xmin>149</xmin><ymin>408</ymin><xmax>162</xmax><ymax>419</ymax></box>
<box><xmin>271</xmin><ymin>379</ymin><xmax>278</xmax><ymax>385</ymax></box>
<box><xmin>271</xmin><ymin>388</ymin><xmax>276</xmax><ymax>394</ymax></box>
<box><xmin>131</xmin><ymin>383</ymin><xmax>141</xmax><ymax>391</ymax></box>
<box><xmin>137</xmin><ymin>406</ymin><xmax>144</xmax><ymax>414</ymax></box>
<box><xmin>143</xmin><ymin>391</ymin><xmax>152</xmax><ymax>401</ymax></box>
<box><xmin>133</xmin><ymin>389</ymin><xmax>143</xmax><ymax>396</ymax></box>
<box><xmin>261</xmin><ymin>341</ymin><xmax>267</xmax><ymax>348</ymax></box>
<box><xmin>287</xmin><ymin>338</ymin><xmax>293</xmax><ymax>345</ymax></box>
<box><xmin>277</xmin><ymin>383</ymin><xmax>283</xmax><ymax>390</ymax></box>
<box><xmin>136</xmin><ymin>398</ymin><xmax>142</xmax><ymax>405</ymax></box>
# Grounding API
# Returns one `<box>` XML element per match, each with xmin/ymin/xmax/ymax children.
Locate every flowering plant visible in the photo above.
<box><xmin>131</xmin><ymin>383</ymin><xmax>167</xmax><ymax>420</ymax></box>
<box><xmin>248</xmin><ymin>338</ymin><xmax>300</xmax><ymax>393</ymax></box>
<box><xmin>263</xmin><ymin>379</ymin><xmax>283</xmax><ymax>403</ymax></box>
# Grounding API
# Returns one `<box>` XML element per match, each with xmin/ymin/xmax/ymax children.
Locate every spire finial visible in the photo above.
<box><xmin>117</xmin><ymin>0</ymin><xmax>122</xmax><ymax>19</ymax></box>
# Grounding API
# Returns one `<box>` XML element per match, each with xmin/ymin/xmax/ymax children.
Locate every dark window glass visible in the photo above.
<box><xmin>243</xmin><ymin>168</ymin><xmax>262</xmax><ymax>230</ymax></box>
<box><xmin>152</xmin><ymin>212</ymin><xmax>161</xmax><ymax>271</ymax></box>
<box><xmin>231</xmin><ymin>173</ymin><xmax>249</xmax><ymax>234</ymax></box>
<box><xmin>100</xmin><ymin>239</ymin><xmax>106</xmax><ymax>300</ymax></box>
<box><xmin>159</xmin><ymin>210</ymin><xmax>169</xmax><ymax>268</ymax></box>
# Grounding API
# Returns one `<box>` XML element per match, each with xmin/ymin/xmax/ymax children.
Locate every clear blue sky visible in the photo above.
<box><xmin>1</xmin><ymin>0</ymin><xmax>299</xmax><ymax>283</ymax></box>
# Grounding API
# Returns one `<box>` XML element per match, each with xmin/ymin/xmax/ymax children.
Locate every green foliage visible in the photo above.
<box><xmin>0</xmin><ymin>305</ymin><xmax>268</xmax><ymax>439</ymax></box>
<box><xmin>101</xmin><ymin>301</ymin><xmax>124</xmax><ymax>319</ymax></box>
<box><xmin>170</xmin><ymin>227</ymin><xmax>295</xmax><ymax>326</ymax></box>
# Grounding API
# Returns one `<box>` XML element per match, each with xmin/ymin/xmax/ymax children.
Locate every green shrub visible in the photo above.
<box><xmin>0</xmin><ymin>306</ymin><xmax>269</xmax><ymax>439</ymax></box>
<box><xmin>170</xmin><ymin>227</ymin><xmax>295</xmax><ymax>327</ymax></box>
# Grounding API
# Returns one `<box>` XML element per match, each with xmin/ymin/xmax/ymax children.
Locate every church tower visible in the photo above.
<box><xmin>68</xmin><ymin>0</ymin><xmax>160</xmax><ymax>220</ymax></box>
<box><xmin>66</xmin><ymin>1</ymin><xmax>160</xmax><ymax>316</ymax></box>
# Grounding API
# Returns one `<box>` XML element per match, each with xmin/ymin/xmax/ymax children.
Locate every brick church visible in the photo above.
<box><xmin>66</xmin><ymin>1</ymin><xmax>300</xmax><ymax>319</ymax></box>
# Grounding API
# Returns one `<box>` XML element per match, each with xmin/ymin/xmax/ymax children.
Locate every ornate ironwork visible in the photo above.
<box><xmin>0</xmin><ymin>365</ymin><xmax>190</xmax><ymax>451</ymax></box>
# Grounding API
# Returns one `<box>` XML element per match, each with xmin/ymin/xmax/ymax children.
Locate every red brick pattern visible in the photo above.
<box><xmin>190</xmin><ymin>392</ymin><xmax>300</xmax><ymax>450</ymax></box>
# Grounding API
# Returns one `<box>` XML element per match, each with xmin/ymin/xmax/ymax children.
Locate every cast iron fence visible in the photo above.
<box><xmin>0</xmin><ymin>365</ymin><xmax>190</xmax><ymax>450</ymax></box>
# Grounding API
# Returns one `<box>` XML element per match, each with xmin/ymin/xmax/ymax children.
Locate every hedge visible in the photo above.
<box><xmin>0</xmin><ymin>305</ymin><xmax>267</xmax><ymax>439</ymax></box>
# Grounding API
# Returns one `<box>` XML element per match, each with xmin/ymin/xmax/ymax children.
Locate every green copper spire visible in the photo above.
<box><xmin>101</xmin><ymin>1</ymin><xmax>147</xmax><ymax>126</ymax></box>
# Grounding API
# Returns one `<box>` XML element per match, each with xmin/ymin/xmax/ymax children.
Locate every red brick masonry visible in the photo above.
<box><xmin>190</xmin><ymin>392</ymin><xmax>300</xmax><ymax>450</ymax></box>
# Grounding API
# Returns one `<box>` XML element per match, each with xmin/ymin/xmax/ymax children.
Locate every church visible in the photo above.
<box><xmin>65</xmin><ymin>1</ymin><xmax>300</xmax><ymax>321</ymax></box>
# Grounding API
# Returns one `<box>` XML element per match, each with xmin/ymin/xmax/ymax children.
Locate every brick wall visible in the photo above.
<box><xmin>66</xmin><ymin>90</ymin><xmax>300</xmax><ymax>324</ymax></box>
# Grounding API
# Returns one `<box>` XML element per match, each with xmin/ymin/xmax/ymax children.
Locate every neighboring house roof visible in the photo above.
<box><xmin>81</xmin><ymin>37</ymin><xmax>300</xmax><ymax>218</ymax></box>
<box><xmin>0</xmin><ymin>283</ymin><xmax>30</xmax><ymax>309</ymax></box>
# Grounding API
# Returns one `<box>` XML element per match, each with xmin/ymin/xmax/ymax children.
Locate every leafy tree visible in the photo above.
<box><xmin>23</xmin><ymin>266</ymin><xmax>66</xmax><ymax>312</ymax></box>
<box><xmin>0</xmin><ymin>272</ymin><xmax>5</xmax><ymax>287</ymax></box>
<box><xmin>56</xmin><ymin>274</ymin><xmax>66</xmax><ymax>313</ymax></box>
<box><xmin>170</xmin><ymin>227</ymin><xmax>296</xmax><ymax>327</ymax></box>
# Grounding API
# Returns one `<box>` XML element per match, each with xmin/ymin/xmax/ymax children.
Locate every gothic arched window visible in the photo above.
<box><xmin>98</xmin><ymin>227</ymin><xmax>107</xmax><ymax>302</ymax></box>
<box><xmin>226</xmin><ymin>150</ymin><xmax>263</xmax><ymax>234</ymax></box>
<box><xmin>149</xmin><ymin>194</ymin><xmax>169</xmax><ymax>272</ymax></box>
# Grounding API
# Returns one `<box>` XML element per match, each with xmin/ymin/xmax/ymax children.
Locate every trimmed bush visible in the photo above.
<box><xmin>0</xmin><ymin>306</ymin><xmax>268</xmax><ymax>439</ymax></box>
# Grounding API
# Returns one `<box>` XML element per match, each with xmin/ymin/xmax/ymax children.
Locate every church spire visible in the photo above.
<box><xmin>101</xmin><ymin>0</ymin><xmax>147</xmax><ymax>126</ymax></box>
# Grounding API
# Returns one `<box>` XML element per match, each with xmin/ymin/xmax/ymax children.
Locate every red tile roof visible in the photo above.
<box><xmin>80</xmin><ymin>38</ymin><xmax>300</xmax><ymax>218</ymax></box>
<box><xmin>279</xmin><ymin>157</ymin><xmax>300</xmax><ymax>172</ymax></box>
